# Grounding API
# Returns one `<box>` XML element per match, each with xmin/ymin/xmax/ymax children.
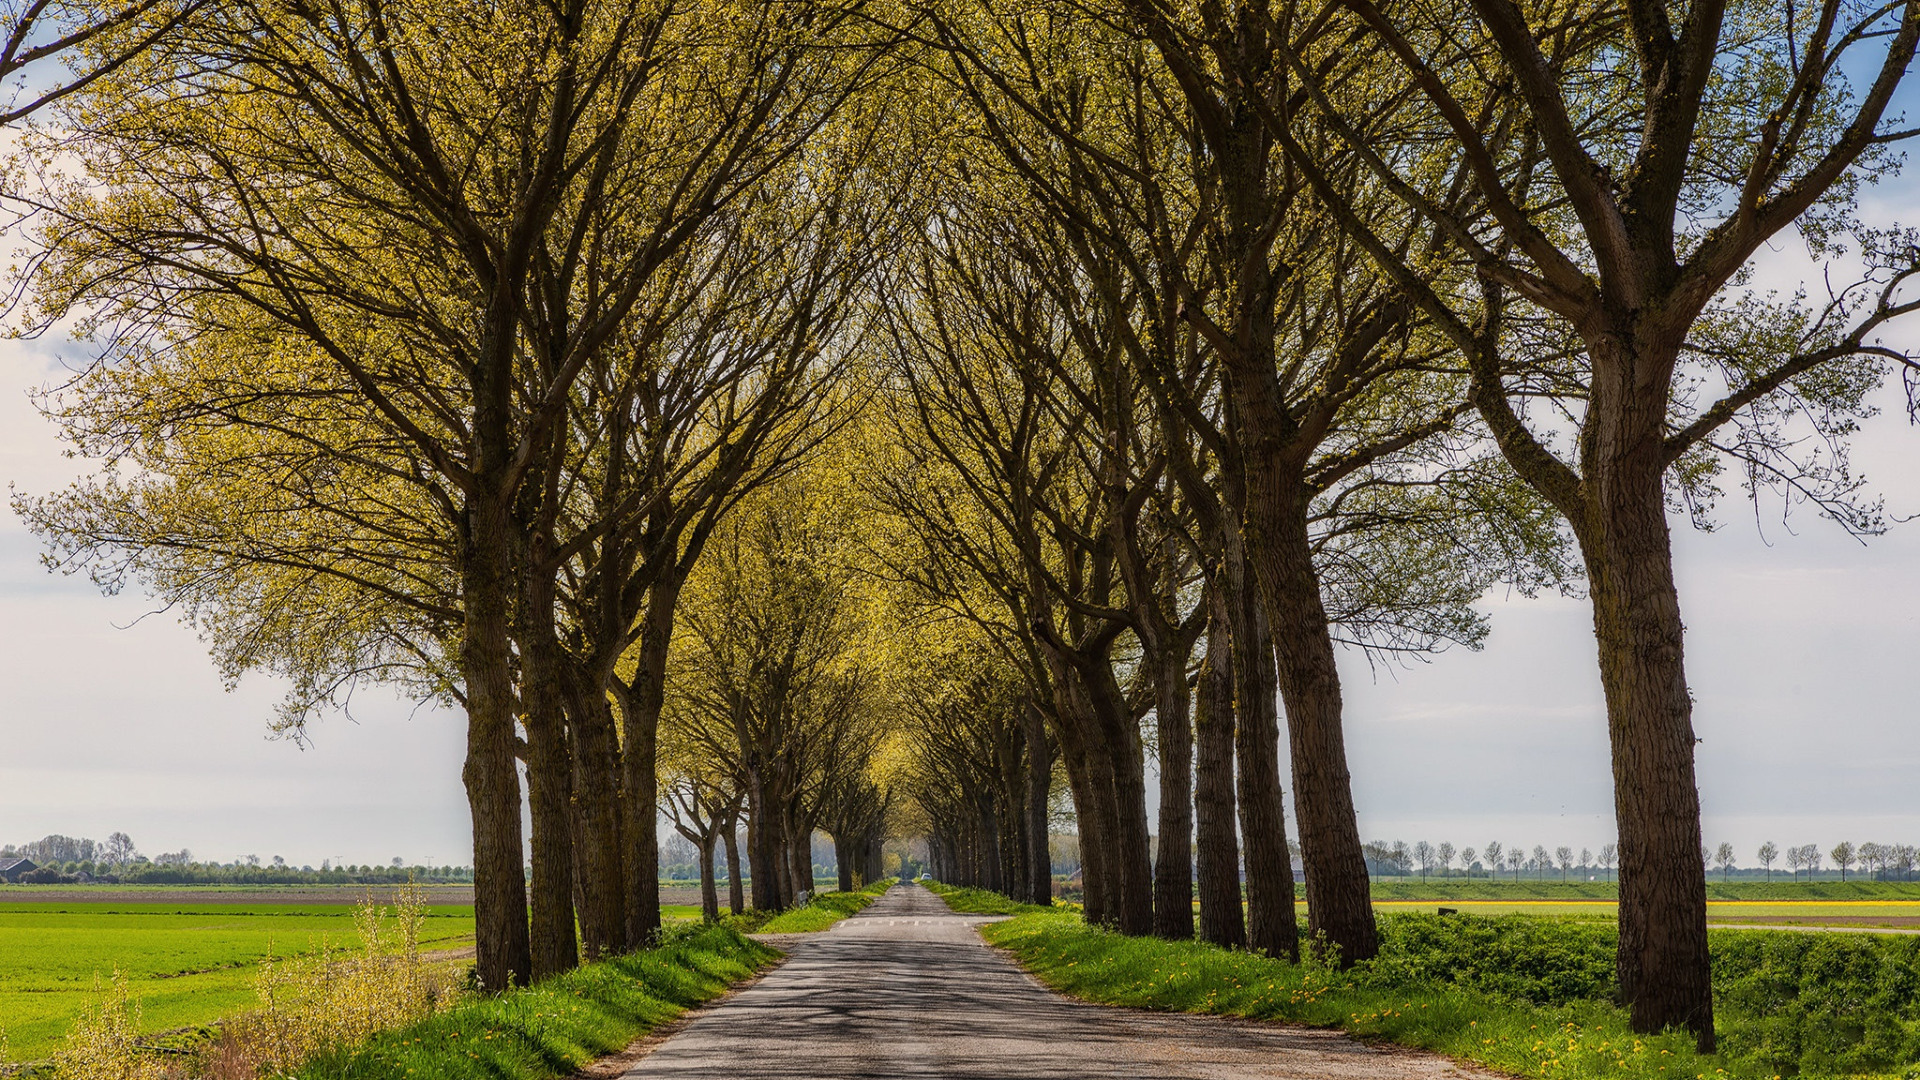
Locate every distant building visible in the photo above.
<box><xmin>0</xmin><ymin>857</ymin><xmax>38</xmax><ymax>882</ymax></box>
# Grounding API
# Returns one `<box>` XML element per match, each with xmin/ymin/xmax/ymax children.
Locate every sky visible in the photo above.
<box><xmin>2</xmin><ymin>166</ymin><xmax>1918</xmax><ymax>877</ymax></box>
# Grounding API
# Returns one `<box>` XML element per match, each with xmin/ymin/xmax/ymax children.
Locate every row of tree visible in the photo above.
<box><xmin>8</xmin><ymin>0</ymin><xmax>1918</xmax><ymax>1052</ymax></box>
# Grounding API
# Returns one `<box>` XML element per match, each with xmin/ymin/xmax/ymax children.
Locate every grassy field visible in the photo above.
<box><xmin>1368</xmin><ymin>879</ymin><xmax>1920</xmax><ymax>901</ymax></box>
<box><xmin>0</xmin><ymin>902</ymin><xmax>474</xmax><ymax>1062</ymax></box>
<box><xmin>1371</xmin><ymin>899</ymin><xmax>1920</xmax><ymax>928</ymax></box>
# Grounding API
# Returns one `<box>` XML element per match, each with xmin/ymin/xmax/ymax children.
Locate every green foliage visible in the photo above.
<box><xmin>983</xmin><ymin>911</ymin><xmax>1920</xmax><ymax>1079</ymax></box>
<box><xmin>1714</xmin><ymin>931</ymin><xmax>1920</xmax><ymax>1076</ymax></box>
<box><xmin>1363</xmin><ymin>915</ymin><xmax>1616</xmax><ymax>1007</ymax></box>
<box><xmin>295</xmin><ymin>925</ymin><xmax>775</xmax><ymax>1080</ymax></box>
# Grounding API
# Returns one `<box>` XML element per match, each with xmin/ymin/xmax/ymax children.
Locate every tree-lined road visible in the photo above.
<box><xmin>621</xmin><ymin>885</ymin><xmax>1488</xmax><ymax>1079</ymax></box>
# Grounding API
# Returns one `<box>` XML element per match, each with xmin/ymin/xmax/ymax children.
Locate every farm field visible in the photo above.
<box><xmin>0</xmin><ymin>902</ymin><xmax>474</xmax><ymax>1063</ymax></box>
<box><xmin>1371</xmin><ymin>898</ymin><xmax>1920</xmax><ymax>928</ymax></box>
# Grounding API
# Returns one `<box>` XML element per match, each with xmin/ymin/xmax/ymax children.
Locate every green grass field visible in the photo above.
<box><xmin>1370</xmin><ymin>898</ymin><xmax>1920</xmax><ymax>927</ymax></box>
<box><xmin>1367</xmin><ymin>879</ymin><xmax>1920</xmax><ymax>901</ymax></box>
<box><xmin>0</xmin><ymin>903</ymin><xmax>474</xmax><ymax>1062</ymax></box>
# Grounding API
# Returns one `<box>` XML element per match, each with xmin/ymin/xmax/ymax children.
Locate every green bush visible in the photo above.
<box><xmin>1713</xmin><ymin>930</ymin><xmax>1920</xmax><ymax>1076</ymax></box>
<box><xmin>1362</xmin><ymin>914</ymin><xmax>1617</xmax><ymax>1006</ymax></box>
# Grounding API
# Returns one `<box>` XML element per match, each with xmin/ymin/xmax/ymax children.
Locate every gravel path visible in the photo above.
<box><xmin>619</xmin><ymin>883</ymin><xmax>1493</xmax><ymax>1080</ymax></box>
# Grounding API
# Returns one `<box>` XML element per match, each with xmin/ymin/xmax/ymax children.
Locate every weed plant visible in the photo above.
<box><xmin>979</xmin><ymin>909</ymin><xmax>1920</xmax><ymax>1079</ymax></box>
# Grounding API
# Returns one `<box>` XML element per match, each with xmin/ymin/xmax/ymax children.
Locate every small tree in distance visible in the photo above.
<box><xmin>1758</xmin><ymin>842</ymin><xmax>1779</xmax><ymax>882</ymax></box>
<box><xmin>1507</xmin><ymin>846</ymin><xmax>1525</xmax><ymax>882</ymax></box>
<box><xmin>1437</xmin><ymin>843</ymin><xmax>1455</xmax><ymax>880</ymax></box>
<box><xmin>1832</xmin><ymin>842</ymin><xmax>1857</xmax><ymax>881</ymax></box>
<box><xmin>1483</xmin><ymin>842</ymin><xmax>1503</xmax><ymax>881</ymax></box>
<box><xmin>1599</xmin><ymin>844</ymin><xmax>1618</xmax><ymax>882</ymax></box>
<box><xmin>1556</xmin><ymin>847</ymin><xmax>1573</xmax><ymax>881</ymax></box>
<box><xmin>1414</xmin><ymin>841</ymin><xmax>1435</xmax><ymax>881</ymax></box>
<box><xmin>1715</xmin><ymin>843</ymin><xmax>1736</xmax><ymax>880</ymax></box>
<box><xmin>1461</xmin><ymin>847</ymin><xmax>1477</xmax><ymax>879</ymax></box>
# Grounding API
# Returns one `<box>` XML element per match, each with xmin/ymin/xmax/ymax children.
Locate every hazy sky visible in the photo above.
<box><xmin>2</xmin><ymin>202</ymin><xmax>1916</xmax><ymax>873</ymax></box>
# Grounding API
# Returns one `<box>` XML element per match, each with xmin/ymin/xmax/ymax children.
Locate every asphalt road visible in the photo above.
<box><xmin>620</xmin><ymin>883</ymin><xmax>1489</xmax><ymax>1080</ymax></box>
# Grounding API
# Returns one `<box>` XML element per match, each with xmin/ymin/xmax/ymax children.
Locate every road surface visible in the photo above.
<box><xmin>619</xmin><ymin>883</ymin><xmax>1489</xmax><ymax>1080</ymax></box>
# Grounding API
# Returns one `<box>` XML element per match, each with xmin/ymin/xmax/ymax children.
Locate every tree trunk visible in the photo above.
<box><xmin>1244</xmin><ymin>483</ymin><xmax>1377</xmax><ymax>965</ymax></box>
<box><xmin>722</xmin><ymin>820</ymin><xmax>745</xmax><ymax>915</ymax></box>
<box><xmin>1024</xmin><ymin>701</ymin><xmax>1054</xmax><ymax>905</ymax></box>
<box><xmin>1225</xmin><ymin>535</ymin><xmax>1300</xmax><ymax>961</ymax></box>
<box><xmin>835</xmin><ymin>834</ymin><xmax>856</xmax><ymax>893</ymax></box>
<box><xmin>1051</xmin><ymin>692</ymin><xmax>1110</xmax><ymax>923</ymax></box>
<box><xmin>1194</xmin><ymin>583</ymin><xmax>1246</xmax><ymax>949</ymax></box>
<box><xmin>1581</xmin><ymin>350</ymin><xmax>1713</xmax><ymax>1047</ymax></box>
<box><xmin>621</xmin><ymin>575</ymin><xmax>682</xmax><ymax>945</ymax></box>
<box><xmin>747</xmin><ymin>761</ymin><xmax>784</xmax><ymax>911</ymax></box>
<box><xmin>519</xmin><ymin>649</ymin><xmax>578</xmax><ymax>978</ymax></box>
<box><xmin>789</xmin><ymin>822</ymin><xmax>813</xmax><ymax>899</ymax></box>
<box><xmin>696</xmin><ymin>836</ymin><xmax>720</xmax><ymax>922</ymax></box>
<box><xmin>1084</xmin><ymin>666</ymin><xmax>1155</xmax><ymax>935</ymax></box>
<box><xmin>517</xmin><ymin>554</ymin><xmax>578</xmax><ymax>980</ymax></box>
<box><xmin>460</xmin><ymin>496</ymin><xmax>532</xmax><ymax>990</ymax></box>
<box><xmin>565</xmin><ymin>679</ymin><xmax>627</xmax><ymax>958</ymax></box>
<box><xmin>1151</xmin><ymin>645</ymin><xmax>1194</xmax><ymax>940</ymax></box>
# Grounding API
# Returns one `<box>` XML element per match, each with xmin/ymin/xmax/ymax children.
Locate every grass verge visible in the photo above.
<box><xmin>922</xmin><ymin>881</ymin><xmax>1052</xmax><ymax>916</ymax></box>
<box><xmin>980</xmin><ymin>911</ymin><xmax>1920</xmax><ymax>1079</ymax></box>
<box><xmin>724</xmin><ymin>878</ymin><xmax>897</xmax><ymax>934</ymax></box>
<box><xmin>295</xmin><ymin>923</ymin><xmax>776</xmax><ymax>1080</ymax></box>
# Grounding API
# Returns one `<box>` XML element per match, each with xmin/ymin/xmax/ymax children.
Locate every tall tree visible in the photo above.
<box><xmin>1266</xmin><ymin>0</ymin><xmax>1920</xmax><ymax>1042</ymax></box>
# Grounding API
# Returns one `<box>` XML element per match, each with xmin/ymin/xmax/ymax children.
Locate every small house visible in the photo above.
<box><xmin>0</xmin><ymin>857</ymin><xmax>38</xmax><ymax>882</ymax></box>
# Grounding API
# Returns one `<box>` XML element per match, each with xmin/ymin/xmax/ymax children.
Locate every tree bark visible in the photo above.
<box><xmin>1024</xmin><ymin>700</ymin><xmax>1054</xmax><ymax>905</ymax></box>
<box><xmin>696</xmin><ymin>835</ymin><xmax>720</xmax><ymax>922</ymax></box>
<box><xmin>1194</xmin><ymin>583</ymin><xmax>1246</xmax><ymax>949</ymax></box>
<box><xmin>1225</xmin><ymin>534</ymin><xmax>1300</xmax><ymax>961</ymax></box>
<box><xmin>1582</xmin><ymin>337</ymin><xmax>1713</xmax><ymax>1045</ymax></box>
<box><xmin>1151</xmin><ymin>646</ymin><xmax>1195</xmax><ymax>939</ymax></box>
<box><xmin>621</xmin><ymin>574</ymin><xmax>683</xmax><ymax>944</ymax></box>
<box><xmin>1243</xmin><ymin>477</ymin><xmax>1378</xmax><ymax>965</ymax></box>
<box><xmin>722</xmin><ymin>820</ymin><xmax>745</xmax><ymax>915</ymax></box>
<box><xmin>1083</xmin><ymin>665</ymin><xmax>1155</xmax><ymax>935</ymax></box>
<box><xmin>461</xmin><ymin>496</ymin><xmax>532</xmax><ymax>990</ymax></box>
<box><xmin>565</xmin><ymin>678</ymin><xmax>627</xmax><ymax>958</ymax></box>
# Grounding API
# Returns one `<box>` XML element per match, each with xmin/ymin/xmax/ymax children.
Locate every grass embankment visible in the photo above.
<box><xmin>1370</xmin><ymin>880</ymin><xmax>1920</xmax><ymax>901</ymax></box>
<box><xmin>295</xmin><ymin>923</ymin><xmax>774</xmax><ymax>1080</ymax></box>
<box><xmin>976</xmin><ymin>909</ymin><xmax>1920</xmax><ymax>1079</ymax></box>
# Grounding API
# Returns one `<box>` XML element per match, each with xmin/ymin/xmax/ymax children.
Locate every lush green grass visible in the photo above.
<box><xmin>0</xmin><ymin>904</ymin><xmax>474</xmax><ymax>1061</ymax></box>
<box><xmin>1370</xmin><ymin>880</ymin><xmax>1920</xmax><ymax>901</ymax></box>
<box><xmin>978</xmin><ymin>909</ymin><xmax>1920</xmax><ymax>1079</ymax></box>
<box><xmin>922</xmin><ymin>882</ymin><xmax>1052</xmax><ymax>916</ymax></box>
<box><xmin>297</xmin><ymin>924</ymin><xmax>775</xmax><ymax>1080</ymax></box>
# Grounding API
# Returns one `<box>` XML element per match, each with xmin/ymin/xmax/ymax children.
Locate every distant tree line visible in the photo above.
<box><xmin>1</xmin><ymin>833</ymin><xmax>471</xmax><ymax>884</ymax></box>
<box><xmin>1358</xmin><ymin>839</ymin><xmax>1920</xmax><ymax>883</ymax></box>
